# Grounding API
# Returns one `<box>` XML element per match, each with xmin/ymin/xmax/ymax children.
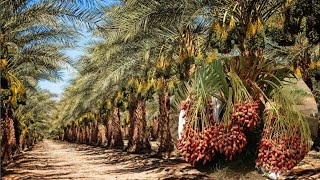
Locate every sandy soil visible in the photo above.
<box><xmin>1</xmin><ymin>140</ymin><xmax>210</xmax><ymax>180</ymax></box>
<box><xmin>3</xmin><ymin>139</ymin><xmax>319</xmax><ymax>180</ymax></box>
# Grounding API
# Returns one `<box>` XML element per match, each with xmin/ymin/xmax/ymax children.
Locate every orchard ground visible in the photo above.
<box><xmin>2</xmin><ymin>140</ymin><xmax>209</xmax><ymax>180</ymax></box>
<box><xmin>2</xmin><ymin>139</ymin><xmax>319</xmax><ymax>179</ymax></box>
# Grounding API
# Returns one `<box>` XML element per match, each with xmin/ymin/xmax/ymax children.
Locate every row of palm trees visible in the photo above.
<box><xmin>0</xmin><ymin>0</ymin><xmax>101</xmax><ymax>165</ymax></box>
<box><xmin>54</xmin><ymin>0</ymin><xmax>319</xmax><ymax>160</ymax></box>
<box><xmin>1</xmin><ymin>0</ymin><xmax>318</xmax><ymax>167</ymax></box>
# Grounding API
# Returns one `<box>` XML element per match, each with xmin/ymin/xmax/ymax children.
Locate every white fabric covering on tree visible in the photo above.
<box><xmin>211</xmin><ymin>96</ymin><xmax>222</xmax><ymax>121</ymax></box>
<box><xmin>178</xmin><ymin>110</ymin><xmax>186</xmax><ymax>139</ymax></box>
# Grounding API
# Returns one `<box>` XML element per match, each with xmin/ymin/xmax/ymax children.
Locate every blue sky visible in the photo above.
<box><xmin>38</xmin><ymin>0</ymin><xmax>114</xmax><ymax>100</ymax></box>
<box><xmin>38</xmin><ymin>48</ymin><xmax>82</xmax><ymax>96</ymax></box>
<box><xmin>38</xmin><ymin>31</ymin><xmax>90</xmax><ymax>100</ymax></box>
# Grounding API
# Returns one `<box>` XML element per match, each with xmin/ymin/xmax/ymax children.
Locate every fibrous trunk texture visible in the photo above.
<box><xmin>106</xmin><ymin>114</ymin><xmax>112</xmax><ymax>147</ymax></box>
<box><xmin>76</xmin><ymin>126</ymin><xmax>81</xmax><ymax>143</ymax></box>
<box><xmin>82</xmin><ymin>126</ymin><xmax>85</xmax><ymax>143</ymax></box>
<box><xmin>63</xmin><ymin>128</ymin><xmax>67</xmax><ymax>141</ymax></box>
<box><xmin>109</xmin><ymin>107</ymin><xmax>123</xmax><ymax>149</ymax></box>
<box><xmin>91</xmin><ymin>120</ymin><xmax>98</xmax><ymax>146</ymax></box>
<box><xmin>158</xmin><ymin>88</ymin><xmax>174</xmax><ymax>156</ymax></box>
<box><xmin>150</xmin><ymin>118</ymin><xmax>159</xmax><ymax>141</ymax></box>
<box><xmin>127</xmin><ymin>98</ymin><xmax>151</xmax><ymax>153</ymax></box>
<box><xmin>1</xmin><ymin>109</ymin><xmax>17</xmax><ymax>165</ymax></box>
<box><xmin>97</xmin><ymin>124</ymin><xmax>106</xmax><ymax>146</ymax></box>
<box><xmin>121</xmin><ymin>126</ymin><xmax>129</xmax><ymax>140</ymax></box>
<box><xmin>85</xmin><ymin>124</ymin><xmax>90</xmax><ymax>143</ymax></box>
<box><xmin>88</xmin><ymin>122</ymin><xmax>93</xmax><ymax>144</ymax></box>
<box><xmin>72</xmin><ymin>123</ymin><xmax>77</xmax><ymax>143</ymax></box>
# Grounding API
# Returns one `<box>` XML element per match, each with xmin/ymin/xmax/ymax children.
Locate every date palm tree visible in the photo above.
<box><xmin>0</xmin><ymin>0</ymin><xmax>101</xmax><ymax>165</ymax></box>
<box><xmin>51</xmin><ymin>1</ymin><xmax>314</xmax><ymax>167</ymax></box>
<box><xmin>93</xmin><ymin>0</ymin><xmax>205</xmax><ymax>156</ymax></box>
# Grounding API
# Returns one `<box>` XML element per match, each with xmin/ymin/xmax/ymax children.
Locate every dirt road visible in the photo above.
<box><xmin>1</xmin><ymin>140</ymin><xmax>210</xmax><ymax>180</ymax></box>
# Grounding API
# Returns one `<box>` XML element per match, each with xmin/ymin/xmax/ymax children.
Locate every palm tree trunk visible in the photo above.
<box><xmin>121</xmin><ymin>123</ymin><xmax>129</xmax><ymax>140</ymax></box>
<box><xmin>76</xmin><ymin>126</ymin><xmax>79</xmax><ymax>143</ymax></box>
<box><xmin>26</xmin><ymin>136</ymin><xmax>31</xmax><ymax>148</ymax></box>
<box><xmin>0</xmin><ymin>113</ymin><xmax>8</xmax><ymax>164</ymax></box>
<box><xmin>77</xmin><ymin>127</ymin><xmax>80</xmax><ymax>143</ymax></box>
<box><xmin>97</xmin><ymin>124</ymin><xmax>104</xmax><ymax>146</ymax></box>
<box><xmin>13</xmin><ymin>116</ymin><xmax>21</xmax><ymax>156</ymax></box>
<box><xmin>81</xmin><ymin>126</ymin><xmax>85</xmax><ymax>143</ymax></box>
<box><xmin>109</xmin><ymin>107</ymin><xmax>124</xmax><ymax>149</ymax></box>
<box><xmin>92</xmin><ymin>120</ymin><xmax>98</xmax><ymax>146</ymax></box>
<box><xmin>158</xmin><ymin>85</ymin><xmax>174</xmax><ymax>156</ymax></box>
<box><xmin>21</xmin><ymin>136</ymin><xmax>26</xmax><ymax>150</ymax></box>
<box><xmin>1</xmin><ymin>109</ymin><xmax>17</xmax><ymax>165</ymax></box>
<box><xmin>18</xmin><ymin>134</ymin><xmax>23</xmax><ymax>152</ymax></box>
<box><xmin>85</xmin><ymin>124</ymin><xmax>90</xmax><ymax>144</ymax></box>
<box><xmin>72</xmin><ymin>123</ymin><xmax>77</xmax><ymax>143</ymax></box>
<box><xmin>127</xmin><ymin>107</ymin><xmax>134</xmax><ymax>145</ymax></box>
<box><xmin>127</xmin><ymin>98</ymin><xmax>151</xmax><ymax>153</ymax></box>
<box><xmin>150</xmin><ymin>117</ymin><xmax>159</xmax><ymax>140</ymax></box>
<box><xmin>65</xmin><ymin>127</ymin><xmax>68</xmax><ymax>141</ymax></box>
<box><xmin>69</xmin><ymin>125</ymin><xmax>72</xmax><ymax>142</ymax></box>
<box><xmin>106</xmin><ymin>114</ymin><xmax>112</xmax><ymax>147</ymax></box>
<box><xmin>68</xmin><ymin>126</ymin><xmax>72</xmax><ymax>142</ymax></box>
<box><xmin>7</xmin><ymin>110</ymin><xmax>16</xmax><ymax>152</ymax></box>
<box><xmin>84</xmin><ymin>125</ymin><xmax>87</xmax><ymax>143</ymax></box>
<box><xmin>88</xmin><ymin>122</ymin><xmax>93</xmax><ymax>145</ymax></box>
<box><xmin>63</xmin><ymin>127</ymin><xmax>67</xmax><ymax>141</ymax></box>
